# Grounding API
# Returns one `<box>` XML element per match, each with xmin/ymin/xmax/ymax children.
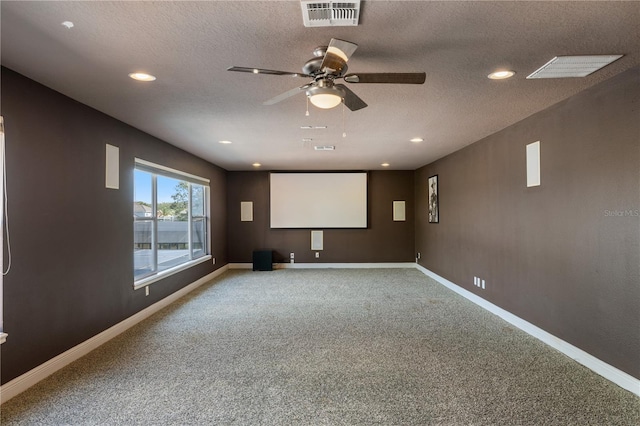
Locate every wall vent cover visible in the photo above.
<box><xmin>301</xmin><ymin>1</ymin><xmax>360</xmax><ymax>27</ymax></box>
<box><xmin>314</xmin><ymin>145</ymin><xmax>335</xmax><ymax>151</ymax></box>
<box><xmin>527</xmin><ymin>55</ymin><xmax>623</xmax><ymax>79</ymax></box>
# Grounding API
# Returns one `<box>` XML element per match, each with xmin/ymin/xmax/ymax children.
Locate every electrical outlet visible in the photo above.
<box><xmin>473</xmin><ymin>277</ymin><xmax>486</xmax><ymax>290</ymax></box>
<box><xmin>315</xmin><ymin>252</ymin><xmax>320</xmax><ymax>258</ymax></box>
<box><xmin>416</xmin><ymin>252</ymin><xmax>421</xmax><ymax>259</ymax></box>
<box><xmin>290</xmin><ymin>252</ymin><xmax>294</xmax><ymax>264</ymax></box>
<box><xmin>145</xmin><ymin>286</ymin><xmax>149</xmax><ymax>296</ymax></box>
<box><xmin>212</xmin><ymin>257</ymin><xmax>216</xmax><ymax>265</ymax></box>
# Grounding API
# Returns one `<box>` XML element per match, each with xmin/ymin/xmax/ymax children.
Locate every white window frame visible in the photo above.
<box><xmin>133</xmin><ymin>159</ymin><xmax>211</xmax><ymax>289</ymax></box>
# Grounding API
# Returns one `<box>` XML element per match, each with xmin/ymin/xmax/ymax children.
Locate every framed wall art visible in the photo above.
<box><xmin>428</xmin><ymin>175</ymin><xmax>439</xmax><ymax>223</ymax></box>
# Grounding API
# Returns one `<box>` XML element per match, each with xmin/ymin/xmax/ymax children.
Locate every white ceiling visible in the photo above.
<box><xmin>2</xmin><ymin>1</ymin><xmax>639</xmax><ymax>171</ymax></box>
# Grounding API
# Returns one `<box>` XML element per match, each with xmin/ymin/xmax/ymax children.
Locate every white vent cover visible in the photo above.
<box><xmin>527</xmin><ymin>55</ymin><xmax>623</xmax><ymax>79</ymax></box>
<box><xmin>314</xmin><ymin>145</ymin><xmax>335</xmax><ymax>151</ymax></box>
<box><xmin>301</xmin><ymin>1</ymin><xmax>360</xmax><ymax>27</ymax></box>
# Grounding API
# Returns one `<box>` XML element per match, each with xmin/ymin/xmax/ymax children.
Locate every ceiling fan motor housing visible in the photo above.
<box><xmin>303</xmin><ymin>56</ymin><xmax>324</xmax><ymax>76</ymax></box>
<box><xmin>303</xmin><ymin>45</ymin><xmax>348</xmax><ymax>77</ymax></box>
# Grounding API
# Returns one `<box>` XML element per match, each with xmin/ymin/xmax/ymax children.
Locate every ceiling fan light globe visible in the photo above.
<box><xmin>309</xmin><ymin>93</ymin><xmax>342</xmax><ymax>109</ymax></box>
<box><xmin>307</xmin><ymin>85</ymin><xmax>345</xmax><ymax>109</ymax></box>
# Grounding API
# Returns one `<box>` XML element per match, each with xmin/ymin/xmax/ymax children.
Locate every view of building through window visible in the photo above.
<box><xmin>133</xmin><ymin>165</ymin><xmax>208</xmax><ymax>281</ymax></box>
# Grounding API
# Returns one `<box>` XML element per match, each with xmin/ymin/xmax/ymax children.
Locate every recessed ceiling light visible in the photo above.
<box><xmin>488</xmin><ymin>70</ymin><xmax>515</xmax><ymax>80</ymax></box>
<box><xmin>302</xmin><ymin>138</ymin><xmax>313</xmax><ymax>142</ymax></box>
<box><xmin>381</xmin><ymin>163</ymin><xmax>390</xmax><ymax>167</ymax></box>
<box><xmin>300</xmin><ymin>125</ymin><xmax>328</xmax><ymax>129</ymax></box>
<box><xmin>218</xmin><ymin>140</ymin><xmax>232</xmax><ymax>144</ymax></box>
<box><xmin>61</xmin><ymin>21</ymin><xmax>74</xmax><ymax>29</ymax></box>
<box><xmin>128</xmin><ymin>72</ymin><xmax>156</xmax><ymax>82</ymax></box>
<box><xmin>252</xmin><ymin>163</ymin><xmax>261</xmax><ymax>167</ymax></box>
<box><xmin>410</xmin><ymin>138</ymin><xmax>424</xmax><ymax>143</ymax></box>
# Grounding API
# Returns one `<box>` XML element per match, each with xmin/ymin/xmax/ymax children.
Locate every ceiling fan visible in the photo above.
<box><xmin>227</xmin><ymin>38</ymin><xmax>426</xmax><ymax>111</ymax></box>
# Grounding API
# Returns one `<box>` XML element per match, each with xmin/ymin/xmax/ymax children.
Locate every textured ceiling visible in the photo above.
<box><xmin>1</xmin><ymin>1</ymin><xmax>639</xmax><ymax>171</ymax></box>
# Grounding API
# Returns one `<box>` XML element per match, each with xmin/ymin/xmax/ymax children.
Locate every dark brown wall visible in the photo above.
<box><xmin>227</xmin><ymin>171</ymin><xmax>415</xmax><ymax>264</ymax></box>
<box><xmin>3</xmin><ymin>62</ymin><xmax>637</xmax><ymax>389</ymax></box>
<box><xmin>415</xmin><ymin>67</ymin><xmax>640</xmax><ymax>379</ymax></box>
<box><xmin>0</xmin><ymin>67</ymin><xmax>227</xmax><ymax>384</ymax></box>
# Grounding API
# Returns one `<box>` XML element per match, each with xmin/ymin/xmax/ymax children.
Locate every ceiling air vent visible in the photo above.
<box><xmin>527</xmin><ymin>55</ymin><xmax>623</xmax><ymax>79</ymax></box>
<box><xmin>301</xmin><ymin>1</ymin><xmax>361</xmax><ymax>27</ymax></box>
<box><xmin>314</xmin><ymin>145</ymin><xmax>335</xmax><ymax>151</ymax></box>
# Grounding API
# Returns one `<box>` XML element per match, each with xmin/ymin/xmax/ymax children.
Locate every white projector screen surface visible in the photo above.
<box><xmin>270</xmin><ymin>173</ymin><xmax>367</xmax><ymax>228</ymax></box>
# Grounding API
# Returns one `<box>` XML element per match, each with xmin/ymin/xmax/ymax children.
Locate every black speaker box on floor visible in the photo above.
<box><xmin>252</xmin><ymin>250</ymin><xmax>273</xmax><ymax>271</ymax></box>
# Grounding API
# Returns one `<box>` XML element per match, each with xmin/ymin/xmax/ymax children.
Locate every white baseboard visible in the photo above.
<box><xmin>277</xmin><ymin>262</ymin><xmax>416</xmax><ymax>269</ymax></box>
<box><xmin>0</xmin><ymin>265</ymin><xmax>229</xmax><ymax>404</ymax></box>
<box><xmin>416</xmin><ymin>264</ymin><xmax>640</xmax><ymax>397</ymax></box>
<box><xmin>229</xmin><ymin>262</ymin><xmax>416</xmax><ymax>270</ymax></box>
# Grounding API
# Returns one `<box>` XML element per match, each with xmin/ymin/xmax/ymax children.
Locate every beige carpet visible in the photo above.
<box><xmin>1</xmin><ymin>269</ymin><xmax>638</xmax><ymax>425</ymax></box>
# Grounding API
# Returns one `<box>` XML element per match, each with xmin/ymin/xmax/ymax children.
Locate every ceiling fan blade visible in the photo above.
<box><xmin>227</xmin><ymin>66</ymin><xmax>309</xmax><ymax>77</ymax></box>
<box><xmin>343</xmin><ymin>73</ymin><xmax>426</xmax><ymax>84</ymax></box>
<box><xmin>335</xmin><ymin>84</ymin><xmax>367</xmax><ymax>111</ymax></box>
<box><xmin>320</xmin><ymin>39</ymin><xmax>358</xmax><ymax>75</ymax></box>
<box><xmin>263</xmin><ymin>84</ymin><xmax>312</xmax><ymax>105</ymax></box>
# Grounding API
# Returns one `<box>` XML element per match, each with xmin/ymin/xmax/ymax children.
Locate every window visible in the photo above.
<box><xmin>133</xmin><ymin>159</ymin><xmax>210</xmax><ymax>287</ymax></box>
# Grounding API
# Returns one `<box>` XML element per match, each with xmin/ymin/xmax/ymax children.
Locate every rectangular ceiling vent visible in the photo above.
<box><xmin>301</xmin><ymin>1</ymin><xmax>360</xmax><ymax>27</ymax></box>
<box><xmin>527</xmin><ymin>55</ymin><xmax>623</xmax><ymax>79</ymax></box>
<box><xmin>314</xmin><ymin>145</ymin><xmax>335</xmax><ymax>151</ymax></box>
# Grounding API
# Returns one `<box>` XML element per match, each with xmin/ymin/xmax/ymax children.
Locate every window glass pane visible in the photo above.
<box><xmin>191</xmin><ymin>184</ymin><xmax>205</xmax><ymax>217</ymax></box>
<box><xmin>134</xmin><ymin>170</ymin><xmax>153</xmax><ymax>218</ymax></box>
<box><xmin>157</xmin><ymin>220</ymin><xmax>190</xmax><ymax>272</ymax></box>
<box><xmin>191</xmin><ymin>217</ymin><xmax>206</xmax><ymax>258</ymax></box>
<box><xmin>157</xmin><ymin>176</ymin><xmax>188</xmax><ymax>221</ymax></box>
<box><xmin>134</xmin><ymin>220</ymin><xmax>155</xmax><ymax>278</ymax></box>
<box><xmin>156</xmin><ymin>176</ymin><xmax>189</xmax><ymax>272</ymax></box>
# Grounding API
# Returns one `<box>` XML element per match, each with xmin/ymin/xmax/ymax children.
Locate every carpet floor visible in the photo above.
<box><xmin>1</xmin><ymin>269</ymin><xmax>638</xmax><ymax>425</ymax></box>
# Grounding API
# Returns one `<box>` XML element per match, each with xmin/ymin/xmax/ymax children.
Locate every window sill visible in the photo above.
<box><xmin>134</xmin><ymin>255</ymin><xmax>212</xmax><ymax>290</ymax></box>
<box><xmin>0</xmin><ymin>333</ymin><xmax>7</xmax><ymax>344</ymax></box>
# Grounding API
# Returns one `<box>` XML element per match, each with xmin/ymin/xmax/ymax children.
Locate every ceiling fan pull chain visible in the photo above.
<box><xmin>342</xmin><ymin>102</ymin><xmax>347</xmax><ymax>138</ymax></box>
<box><xmin>306</xmin><ymin>96</ymin><xmax>310</xmax><ymax>117</ymax></box>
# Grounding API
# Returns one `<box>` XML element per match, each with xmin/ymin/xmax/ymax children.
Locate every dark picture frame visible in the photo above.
<box><xmin>428</xmin><ymin>174</ymin><xmax>439</xmax><ymax>223</ymax></box>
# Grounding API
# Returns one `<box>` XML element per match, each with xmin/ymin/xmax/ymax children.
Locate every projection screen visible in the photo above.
<box><xmin>270</xmin><ymin>172</ymin><xmax>368</xmax><ymax>228</ymax></box>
